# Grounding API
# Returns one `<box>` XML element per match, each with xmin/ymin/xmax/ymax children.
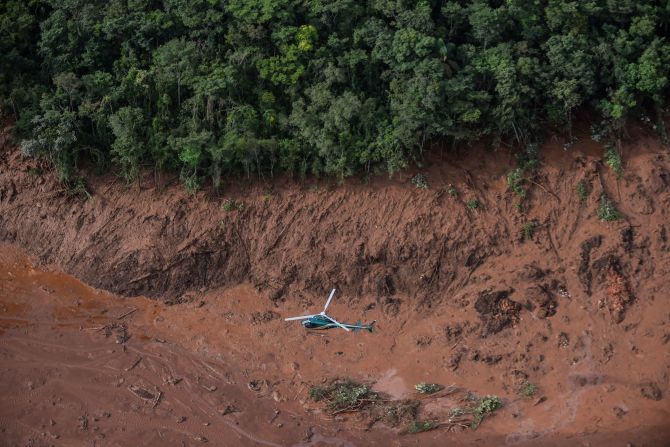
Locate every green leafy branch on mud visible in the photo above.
<box><xmin>308</xmin><ymin>379</ymin><xmax>504</xmax><ymax>434</ymax></box>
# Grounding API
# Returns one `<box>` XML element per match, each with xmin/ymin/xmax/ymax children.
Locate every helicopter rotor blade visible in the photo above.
<box><xmin>284</xmin><ymin>314</ymin><xmax>318</xmax><ymax>321</ymax></box>
<box><xmin>322</xmin><ymin>288</ymin><xmax>336</xmax><ymax>313</ymax></box>
<box><xmin>323</xmin><ymin>314</ymin><xmax>350</xmax><ymax>332</ymax></box>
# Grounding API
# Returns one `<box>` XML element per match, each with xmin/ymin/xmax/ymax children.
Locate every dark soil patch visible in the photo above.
<box><xmin>474</xmin><ymin>290</ymin><xmax>521</xmax><ymax>336</ymax></box>
<box><xmin>578</xmin><ymin>236</ymin><xmax>602</xmax><ymax>295</ymax></box>
<box><xmin>523</xmin><ymin>285</ymin><xmax>557</xmax><ymax>318</ymax></box>
<box><xmin>640</xmin><ymin>382</ymin><xmax>662</xmax><ymax>401</ymax></box>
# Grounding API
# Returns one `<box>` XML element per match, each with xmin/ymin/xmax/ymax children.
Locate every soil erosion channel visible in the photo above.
<box><xmin>1</xmin><ymin>128</ymin><xmax>669</xmax><ymax>446</ymax></box>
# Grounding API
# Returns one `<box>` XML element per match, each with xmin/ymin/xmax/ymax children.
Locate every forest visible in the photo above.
<box><xmin>1</xmin><ymin>0</ymin><xmax>669</xmax><ymax>190</ymax></box>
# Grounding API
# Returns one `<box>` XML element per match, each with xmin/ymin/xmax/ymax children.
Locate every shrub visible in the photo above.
<box><xmin>471</xmin><ymin>395</ymin><xmax>503</xmax><ymax>429</ymax></box>
<box><xmin>447</xmin><ymin>184</ymin><xmax>459</xmax><ymax>197</ymax></box>
<box><xmin>522</xmin><ymin>222</ymin><xmax>535</xmax><ymax>241</ymax></box>
<box><xmin>597</xmin><ymin>195</ymin><xmax>621</xmax><ymax>221</ymax></box>
<box><xmin>576</xmin><ymin>180</ymin><xmax>589</xmax><ymax>202</ymax></box>
<box><xmin>518</xmin><ymin>382</ymin><xmax>538</xmax><ymax>398</ymax></box>
<box><xmin>409</xmin><ymin>420</ymin><xmax>438</xmax><ymax>433</ymax></box>
<box><xmin>604</xmin><ymin>146</ymin><xmax>623</xmax><ymax>178</ymax></box>
<box><xmin>467</xmin><ymin>199</ymin><xmax>481</xmax><ymax>210</ymax></box>
<box><xmin>222</xmin><ymin>199</ymin><xmax>236</xmax><ymax>212</ymax></box>
<box><xmin>507</xmin><ymin>167</ymin><xmax>526</xmax><ymax>198</ymax></box>
<box><xmin>411</xmin><ymin>173</ymin><xmax>428</xmax><ymax>189</ymax></box>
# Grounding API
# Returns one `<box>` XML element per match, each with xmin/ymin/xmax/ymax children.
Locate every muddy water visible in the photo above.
<box><xmin>1</xmin><ymin>243</ymin><xmax>669</xmax><ymax>446</ymax></box>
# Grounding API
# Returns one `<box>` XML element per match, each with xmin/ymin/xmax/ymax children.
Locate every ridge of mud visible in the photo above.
<box><xmin>1</xmin><ymin>126</ymin><xmax>668</xmax><ymax>324</ymax></box>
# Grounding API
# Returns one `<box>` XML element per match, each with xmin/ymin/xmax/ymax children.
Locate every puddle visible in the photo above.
<box><xmin>373</xmin><ymin>368</ymin><xmax>410</xmax><ymax>399</ymax></box>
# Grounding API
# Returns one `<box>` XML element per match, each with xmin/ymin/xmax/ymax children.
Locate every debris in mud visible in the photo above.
<box><xmin>153</xmin><ymin>390</ymin><xmax>163</xmax><ymax>408</ymax></box>
<box><xmin>557</xmin><ymin>332</ymin><xmax>570</xmax><ymax>348</ymax></box>
<box><xmin>414</xmin><ymin>383</ymin><xmax>442</xmax><ymax>394</ymax></box>
<box><xmin>164</xmin><ymin>376</ymin><xmax>182</xmax><ymax>386</ymax></box>
<box><xmin>444</xmin><ymin>323</ymin><xmax>464</xmax><ymax>343</ymax></box>
<box><xmin>250</xmin><ymin>310</ymin><xmax>280</xmax><ymax>325</ymax></box>
<box><xmin>128</xmin><ymin>385</ymin><xmax>155</xmax><ymax>401</ymax></box>
<box><xmin>78</xmin><ymin>414</ymin><xmax>88</xmax><ymax>431</ymax></box>
<box><xmin>449</xmin><ymin>348</ymin><xmax>466</xmax><ymax>371</ymax></box>
<box><xmin>116</xmin><ymin>307</ymin><xmax>138</xmax><ymax>320</ymax></box>
<box><xmin>124</xmin><ymin>356</ymin><xmax>142</xmax><ymax>371</ymax></box>
<box><xmin>380</xmin><ymin>297</ymin><xmax>401</xmax><ymax>316</ymax></box>
<box><xmin>474</xmin><ymin>289</ymin><xmax>521</xmax><ymax>336</ymax></box>
<box><xmin>640</xmin><ymin>382</ymin><xmax>662</xmax><ymax>401</ymax></box>
<box><xmin>613</xmin><ymin>406</ymin><xmax>628</xmax><ymax>418</ymax></box>
<box><xmin>523</xmin><ymin>285</ymin><xmax>557</xmax><ymax>318</ymax></box>
<box><xmin>101</xmin><ymin>322</ymin><xmax>130</xmax><ymax>344</ymax></box>
<box><xmin>568</xmin><ymin>373</ymin><xmax>602</xmax><ymax>388</ymax></box>
<box><xmin>415</xmin><ymin>335</ymin><xmax>432</xmax><ymax>347</ymax></box>
<box><xmin>219</xmin><ymin>403</ymin><xmax>239</xmax><ymax>416</ymax></box>
<box><xmin>604</xmin><ymin>263</ymin><xmax>634</xmax><ymax>323</ymax></box>
<box><xmin>247</xmin><ymin>379</ymin><xmax>268</xmax><ymax>393</ymax></box>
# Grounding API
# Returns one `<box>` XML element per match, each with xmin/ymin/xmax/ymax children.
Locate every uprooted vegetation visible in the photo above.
<box><xmin>309</xmin><ymin>379</ymin><xmax>419</xmax><ymax>428</ymax></box>
<box><xmin>309</xmin><ymin>379</ymin><xmax>506</xmax><ymax>434</ymax></box>
<box><xmin>414</xmin><ymin>383</ymin><xmax>443</xmax><ymax>394</ymax></box>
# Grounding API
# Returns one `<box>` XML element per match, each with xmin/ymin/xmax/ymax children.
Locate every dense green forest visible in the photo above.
<box><xmin>1</xmin><ymin>1</ymin><xmax>669</xmax><ymax>190</ymax></box>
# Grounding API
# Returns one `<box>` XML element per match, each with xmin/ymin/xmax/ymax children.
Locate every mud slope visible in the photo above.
<box><xmin>1</xmin><ymin>125</ymin><xmax>669</xmax><ymax>308</ymax></box>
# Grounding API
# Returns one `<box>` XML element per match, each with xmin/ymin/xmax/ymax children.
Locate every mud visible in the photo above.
<box><xmin>1</xmin><ymin>122</ymin><xmax>670</xmax><ymax>445</ymax></box>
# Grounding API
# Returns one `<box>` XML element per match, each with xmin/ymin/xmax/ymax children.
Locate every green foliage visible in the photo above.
<box><xmin>597</xmin><ymin>195</ymin><xmax>621</xmax><ymax>222</ymax></box>
<box><xmin>411</xmin><ymin>173</ymin><xmax>428</xmax><ymax>189</ymax></box>
<box><xmin>222</xmin><ymin>199</ymin><xmax>236</xmax><ymax>212</ymax></box>
<box><xmin>604</xmin><ymin>146</ymin><xmax>623</xmax><ymax>178</ymax></box>
<box><xmin>447</xmin><ymin>184</ymin><xmax>459</xmax><ymax>197</ymax></box>
<box><xmin>518</xmin><ymin>382</ymin><xmax>538</xmax><ymax>398</ymax></box>
<box><xmin>522</xmin><ymin>222</ymin><xmax>535</xmax><ymax>241</ymax></box>
<box><xmin>467</xmin><ymin>199</ymin><xmax>481</xmax><ymax>210</ymax></box>
<box><xmin>65</xmin><ymin>176</ymin><xmax>91</xmax><ymax>200</ymax></box>
<box><xmin>409</xmin><ymin>420</ymin><xmax>438</xmax><ymax>433</ymax></box>
<box><xmin>414</xmin><ymin>383</ymin><xmax>442</xmax><ymax>394</ymax></box>
<box><xmin>507</xmin><ymin>144</ymin><xmax>539</xmax><ymax>199</ymax></box>
<box><xmin>26</xmin><ymin>166</ymin><xmax>43</xmax><ymax>179</ymax></box>
<box><xmin>309</xmin><ymin>380</ymin><xmax>377</xmax><ymax>412</ymax></box>
<box><xmin>471</xmin><ymin>395</ymin><xmax>503</xmax><ymax>430</ymax></box>
<box><xmin>109</xmin><ymin>106</ymin><xmax>145</xmax><ymax>184</ymax></box>
<box><xmin>576</xmin><ymin>180</ymin><xmax>589</xmax><ymax>202</ymax></box>
<box><xmin>4</xmin><ymin>1</ymin><xmax>670</xmax><ymax>188</ymax></box>
<box><xmin>507</xmin><ymin>168</ymin><xmax>526</xmax><ymax>198</ymax></box>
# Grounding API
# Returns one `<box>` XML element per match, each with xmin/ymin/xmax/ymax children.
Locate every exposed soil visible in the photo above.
<box><xmin>1</xmin><ymin>123</ymin><xmax>670</xmax><ymax>446</ymax></box>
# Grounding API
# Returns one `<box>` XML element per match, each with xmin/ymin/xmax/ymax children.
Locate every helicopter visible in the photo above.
<box><xmin>284</xmin><ymin>289</ymin><xmax>376</xmax><ymax>333</ymax></box>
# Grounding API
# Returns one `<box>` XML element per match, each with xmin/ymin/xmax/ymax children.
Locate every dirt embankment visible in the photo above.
<box><xmin>1</xmin><ymin>127</ymin><xmax>668</xmax><ymax>311</ymax></box>
<box><xmin>1</xmin><ymin>124</ymin><xmax>670</xmax><ymax>445</ymax></box>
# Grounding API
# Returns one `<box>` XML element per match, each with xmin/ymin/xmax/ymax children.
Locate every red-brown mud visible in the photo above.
<box><xmin>1</xmin><ymin>123</ymin><xmax>670</xmax><ymax>445</ymax></box>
